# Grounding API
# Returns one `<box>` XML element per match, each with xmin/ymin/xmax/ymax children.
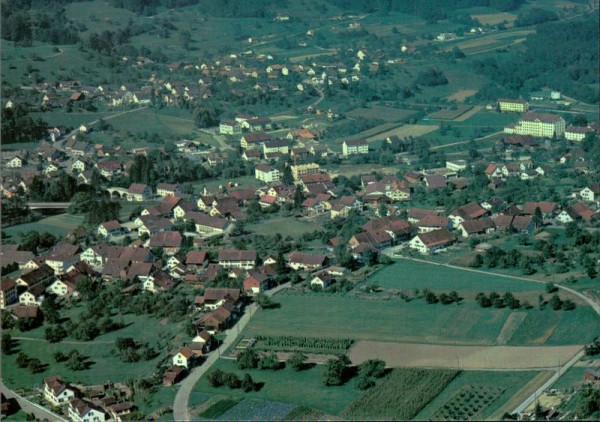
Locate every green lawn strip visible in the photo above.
<box><xmin>246</xmin><ymin>216</ymin><xmax>320</xmax><ymax>238</ymax></box>
<box><xmin>341</xmin><ymin>368</ymin><xmax>459</xmax><ymax>420</ymax></box>
<box><xmin>3</xmin><ymin>214</ymin><xmax>86</xmax><ymax>240</ymax></box>
<box><xmin>245</xmin><ymin>293</ymin><xmax>511</xmax><ymax>345</ymax></box>
<box><xmin>552</xmin><ymin>366</ymin><xmax>587</xmax><ymax>391</ymax></box>
<box><xmin>283</xmin><ymin>406</ymin><xmax>331</xmax><ymax>421</ymax></box>
<box><xmin>363</xmin><ymin>260</ymin><xmax>542</xmax><ymax>292</ymax></box>
<box><xmin>415</xmin><ymin>370</ymin><xmax>543</xmax><ymax>420</ymax></box>
<box><xmin>192</xmin><ymin>359</ymin><xmax>361</xmax><ymax>416</ymax></box>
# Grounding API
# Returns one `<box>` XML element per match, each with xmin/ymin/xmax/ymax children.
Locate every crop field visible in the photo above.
<box><xmin>450</xmin><ymin>30</ymin><xmax>535</xmax><ymax>53</ymax></box>
<box><xmin>192</xmin><ymin>358</ymin><xmax>361</xmax><ymax>415</ymax></box>
<box><xmin>253</xmin><ymin>335</ymin><xmax>353</xmax><ymax>354</ymax></box>
<box><xmin>447</xmin><ymin>90</ymin><xmax>478</xmax><ymax>102</ymax></box>
<box><xmin>471</xmin><ymin>12</ymin><xmax>518</xmax><ymax>25</ymax></box>
<box><xmin>346</xmin><ymin>106</ymin><xmax>417</xmax><ymax>123</ymax></box>
<box><xmin>348</xmin><ymin>342</ymin><xmax>582</xmax><ymax>370</ymax></box>
<box><xmin>103</xmin><ymin>108</ymin><xmax>196</xmax><ymax>138</ymax></box>
<box><xmin>3</xmin><ymin>214</ymin><xmax>85</xmax><ymax>240</ymax></box>
<box><xmin>341</xmin><ymin>368</ymin><xmax>459</xmax><ymax>420</ymax></box>
<box><xmin>416</xmin><ymin>370</ymin><xmax>546</xmax><ymax>420</ymax></box>
<box><xmin>364</xmin><ymin>124</ymin><xmax>438</xmax><ymax>142</ymax></box>
<box><xmin>432</xmin><ymin>385</ymin><xmax>505</xmax><ymax>420</ymax></box>
<box><xmin>428</xmin><ymin>106</ymin><xmax>474</xmax><ymax>120</ymax></box>
<box><xmin>452</xmin><ymin>105</ymin><xmax>484</xmax><ymax>121</ymax></box>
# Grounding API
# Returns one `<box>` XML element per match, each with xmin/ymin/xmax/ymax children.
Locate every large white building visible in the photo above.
<box><xmin>342</xmin><ymin>139</ymin><xmax>369</xmax><ymax>156</ymax></box>
<box><xmin>255</xmin><ymin>164</ymin><xmax>281</xmax><ymax>183</ymax></box>
<box><xmin>504</xmin><ymin>112</ymin><xmax>565</xmax><ymax>138</ymax></box>
<box><xmin>497</xmin><ymin>98</ymin><xmax>529</xmax><ymax>113</ymax></box>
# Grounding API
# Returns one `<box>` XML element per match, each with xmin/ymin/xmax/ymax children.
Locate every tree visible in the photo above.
<box><xmin>241</xmin><ymin>373</ymin><xmax>256</xmax><ymax>392</ymax></box>
<box><xmin>1</xmin><ymin>333</ymin><xmax>13</xmax><ymax>355</ymax></box>
<box><xmin>54</xmin><ymin>351</ymin><xmax>68</xmax><ymax>362</ymax></box>
<box><xmin>324</xmin><ymin>356</ymin><xmax>349</xmax><ymax>386</ymax></box>
<box><xmin>16</xmin><ymin>352</ymin><xmax>29</xmax><ymax>368</ymax></box>
<box><xmin>424</xmin><ymin>291</ymin><xmax>438</xmax><ymax>304</ymax></box>
<box><xmin>288</xmin><ymin>352</ymin><xmax>308</xmax><ymax>371</ymax></box>
<box><xmin>561</xmin><ymin>300</ymin><xmax>576</xmax><ymax>311</ymax></box>
<box><xmin>45</xmin><ymin>325</ymin><xmax>67</xmax><ymax>343</ymax></box>
<box><xmin>549</xmin><ymin>294</ymin><xmax>562</xmax><ymax>311</ymax></box>
<box><xmin>282</xmin><ymin>165</ymin><xmax>294</xmax><ymax>186</ymax></box>
<box><xmin>293</xmin><ymin>187</ymin><xmax>305</xmax><ymax>209</ymax></box>
<box><xmin>65</xmin><ymin>350</ymin><xmax>87</xmax><ymax>371</ymax></box>
<box><xmin>27</xmin><ymin>358</ymin><xmax>44</xmax><ymax>373</ymax></box>
<box><xmin>237</xmin><ymin>348</ymin><xmax>259</xmax><ymax>370</ymax></box>
<box><xmin>256</xmin><ymin>293</ymin><xmax>277</xmax><ymax>309</ymax></box>
<box><xmin>208</xmin><ymin>369</ymin><xmax>226</xmax><ymax>387</ymax></box>
<box><xmin>192</xmin><ymin>105</ymin><xmax>219</xmax><ymax>128</ymax></box>
<box><xmin>225</xmin><ymin>372</ymin><xmax>241</xmax><ymax>389</ymax></box>
<box><xmin>259</xmin><ymin>352</ymin><xmax>282</xmax><ymax>370</ymax></box>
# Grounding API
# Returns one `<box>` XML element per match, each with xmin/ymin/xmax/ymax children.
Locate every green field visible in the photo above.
<box><xmin>1</xmin><ymin>306</ymin><xmax>185</xmax><ymax>391</ymax></box>
<box><xmin>247</xmin><ymin>216</ymin><xmax>320</xmax><ymax>238</ymax></box>
<box><xmin>192</xmin><ymin>359</ymin><xmax>361</xmax><ymax>416</ymax></box>
<box><xmin>415</xmin><ymin>370</ymin><xmax>544</xmax><ymax>420</ymax></box>
<box><xmin>3</xmin><ymin>214</ymin><xmax>85</xmax><ymax>241</ymax></box>
<box><xmin>244</xmin><ymin>288</ymin><xmax>598</xmax><ymax>346</ymax></box>
<box><xmin>365</xmin><ymin>260</ymin><xmax>543</xmax><ymax>293</ymax></box>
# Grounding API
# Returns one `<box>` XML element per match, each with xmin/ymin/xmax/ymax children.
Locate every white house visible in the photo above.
<box><xmin>172</xmin><ymin>347</ymin><xmax>196</xmax><ymax>369</ymax></box>
<box><xmin>5</xmin><ymin>156</ymin><xmax>23</xmax><ymax>168</ymax></box>
<box><xmin>342</xmin><ymin>139</ymin><xmax>368</xmax><ymax>156</ymax></box>
<box><xmin>408</xmin><ymin>228</ymin><xmax>455</xmax><ymax>254</ymax></box>
<box><xmin>44</xmin><ymin>376</ymin><xmax>76</xmax><ymax>407</ymax></box>
<box><xmin>68</xmin><ymin>398</ymin><xmax>106</xmax><ymax>422</ymax></box>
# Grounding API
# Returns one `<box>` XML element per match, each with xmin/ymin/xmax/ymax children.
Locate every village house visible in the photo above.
<box><xmin>288</xmin><ymin>252</ymin><xmax>328</xmax><ymax>271</ymax></box>
<box><xmin>243</xmin><ymin>273</ymin><xmax>268</xmax><ymax>296</ymax></box>
<box><xmin>522</xmin><ymin>201</ymin><xmax>558</xmax><ymax>218</ymax></box>
<box><xmin>47</xmin><ymin>278</ymin><xmax>78</xmax><ymax>298</ymax></box>
<box><xmin>565</xmin><ymin>125</ymin><xmax>594</xmax><ymax>142</ymax></box>
<box><xmin>291</xmin><ymin>163</ymin><xmax>320</xmax><ymax>180</ymax></box>
<box><xmin>342</xmin><ymin>139</ymin><xmax>369</xmax><ymax>156</ymax></box>
<box><xmin>0</xmin><ymin>278</ymin><xmax>18</xmax><ymax>309</ymax></box>
<box><xmin>196</xmin><ymin>288</ymin><xmax>241</xmax><ymax>311</ymax></box>
<box><xmin>580</xmin><ymin>183</ymin><xmax>600</xmax><ymax>203</ymax></box>
<box><xmin>255</xmin><ymin>164</ymin><xmax>281</xmax><ymax>183</ymax></box>
<box><xmin>556</xmin><ymin>202</ymin><xmax>595</xmax><ymax>224</ymax></box>
<box><xmin>416</xmin><ymin>215</ymin><xmax>452</xmax><ymax>233</ymax></box>
<box><xmin>16</xmin><ymin>264</ymin><xmax>55</xmax><ymax>287</ymax></box>
<box><xmin>97</xmin><ymin>220</ymin><xmax>124</xmax><ymax>239</ymax></box>
<box><xmin>218</xmin><ymin>249</ymin><xmax>257</xmax><ymax>269</ymax></box>
<box><xmin>458</xmin><ymin>218</ymin><xmax>496</xmax><ymax>237</ymax></box>
<box><xmin>149</xmin><ymin>231</ymin><xmax>183</xmax><ymax>255</ymax></box>
<box><xmin>448</xmin><ymin>202</ymin><xmax>488</xmax><ymax>227</ymax></box>
<box><xmin>186</xmin><ymin>250</ymin><xmax>208</xmax><ymax>270</ymax></box>
<box><xmin>127</xmin><ymin>183</ymin><xmax>152</xmax><ymax>202</ymax></box>
<box><xmin>163</xmin><ymin>365</ymin><xmax>186</xmax><ymax>387</ymax></box>
<box><xmin>97</xmin><ymin>161</ymin><xmax>123</xmax><ymax>179</ymax></box>
<box><xmin>219</xmin><ymin>119</ymin><xmax>242</xmax><ymax>135</ymax></box>
<box><xmin>68</xmin><ymin>398</ymin><xmax>106</xmax><ymax>422</ymax></box>
<box><xmin>310</xmin><ymin>271</ymin><xmax>334</xmax><ymax>289</ymax></box>
<box><xmin>409</xmin><ymin>228</ymin><xmax>456</xmax><ymax>254</ymax></box>
<box><xmin>172</xmin><ymin>346</ymin><xmax>200</xmax><ymax>369</ymax></box>
<box><xmin>194</xmin><ymin>305</ymin><xmax>234</xmax><ymax>333</ymax></box>
<box><xmin>185</xmin><ymin>211</ymin><xmax>229</xmax><ymax>236</ymax></box>
<box><xmin>156</xmin><ymin>183</ymin><xmax>181</xmax><ymax>197</ymax></box>
<box><xmin>240</xmin><ymin>131</ymin><xmax>271</xmax><ymax>149</ymax></box>
<box><xmin>43</xmin><ymin>376</ymin><xmax>76</xmax><ymax>407</ymax></box>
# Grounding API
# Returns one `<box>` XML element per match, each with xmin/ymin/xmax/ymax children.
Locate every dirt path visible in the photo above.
<box><xmin>495</xmin><ymin>312</ymin><xmax>527</xmax><ymax>345</ymax></box>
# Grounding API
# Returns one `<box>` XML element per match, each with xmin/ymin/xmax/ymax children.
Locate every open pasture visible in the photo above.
<box><xmin>471</xmin><ymin>12</ymin><xmax>518</xmax><ymax>26</ymax></box>
<box><xmin>364</xmin><ymin>124</ymin><xmax>437</xmax><ymax>142</ymax></box>
<box><xmin>447</xmin><ymin>89</ymin><xmax>478</xmax><ymax>102</ymax></box>
<box><xmin>3</xmin><ymin>214</ymin><xmax>85</xmax><ymax>240</ymax></box>
<box><xmin>428</xmin><ymin>106</ymin><xmax>474</xmax><ymax>120</ymax></box>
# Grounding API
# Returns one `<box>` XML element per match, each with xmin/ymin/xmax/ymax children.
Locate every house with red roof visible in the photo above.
<box><xmin>409</xmin><ymin>228</ymin><xmax>455</xmax><ymax>254</ymax></box>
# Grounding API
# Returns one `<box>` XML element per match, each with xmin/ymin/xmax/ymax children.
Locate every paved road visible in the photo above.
<box><xmin>0</xmin><ymin>381</ymin><xmax>67</xmax><ymax>421</ymax></box>
<box><xmin>172</xmin><ymin>282</ymin><xmax>290</xmax><ymax>421</ymax></box>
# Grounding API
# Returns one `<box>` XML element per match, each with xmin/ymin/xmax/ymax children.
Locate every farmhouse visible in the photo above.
<box><xmin>194</xmin><ymin>306</ymin><xmax>233</xmax><ymax>333</ymax></box>
<box><xmin>196</xmin><ymin>288</ymin><xmax>241</xmax><ymax>310</ymax></box>
<box><xmin>163</xmin><ymin>365</ymin><xmax>186</xmax><ymax>387</ymax></box>
<box><xmin>288</xmin><ymin>252</ymin><xmax>328</xmax><ymax>271</ymax></box>
<box><xmin>185</xmin><ymin>211</ymin><xmax>229</xmax><ymax>235</ymax></box>
<box><xmin>449</xmin><ymin>202</ymin><xmax>488</xmax><ymax>226</ymax></box>
<box><xmin>409</xmin><ymin>228</ymin><xmax>455</xmax><ymax>254</ymax></box>
<box><xmin>156</xmin><ymin>183</ymin><xmax>181</xmax><ymax>197</ymax></box>
<box><xmin>218</xmin><ymin>249</ymin><xmax>257</xmax><ymax>269</ymax></box>
<box><xmin>458</xmin><ymin>218</ymin><xmax>496</xmax><ymax>237</ymax></box>
<box><xmin>172</xmin><ymin>347</ymin><xmax>199</xmax><ymax>369</ymax></box>
<box><xmin>580</xmin><ymin>183</ymin><xmax>600</xmax><ymax>202</ymax></box>
<box><xmin>243</xmin><ymin>273</ymin><xmax>268</xmax><ymax>296</ymax></box>
<box><xmin>291</xmin><ymin>163</ymin><xmax>320</xmax><ymax>180</ymax></box>
<box><xmin>240</xmin><ymin>131</ymin><xmax>271</xmax><ymax>149</ymax></box>
<box><xmin>149</xmin><ymin>231</ymin><xmax>183</xmax><ymax>255</ymax></box>
<box><xmin>310</xmin><ymin>271</ymin><xmax>334</xmax><ymax>289</ymax></box>
<box><xmin>97</xmin><ymin>220</ymin><xmax>123</xmax><ymax>239</ymax></box>
<box><xmin>127</xmin><ymin>183</ymin><xmax>152</xmax><ymax>202</ymax></box>
<box><xmin>342</xmin><ymin>139</ymin><xmax>369</xmax><ymax>156</ymax></box>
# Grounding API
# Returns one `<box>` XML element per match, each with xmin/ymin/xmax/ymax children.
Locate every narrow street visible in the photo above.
<box><xmin>172</xmin><ymin>282</ymin><xmax>290</xmax><ymax>421</ymax></box>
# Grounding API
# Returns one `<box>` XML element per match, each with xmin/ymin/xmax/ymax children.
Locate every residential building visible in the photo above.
<box><xmin>255</xmin><ymin>164</ymin><xmax>281</xmax><ymax>183</ymax></box>
<box><xmin>409</xmin><ymin>228</ymin><xmax>455</xmax><ymax>254</ymax></box>
<box><xmin>565</xmin><ymin>125</ymin><xmax>594</xmax><ymax>141</ymax></box>
<box><xmin>97</xmin><ymin>220</ymin><xmax>123</xmax><ymax>239</ymax></box>
<box><xmin>219</xmin><ymin>120</ymin><xmax>242</xmax><ymax>135</ymax></box>
<box><xmin>156</xmin><ymin>183</ymin><xmax>181</xmax><ymax>197</ymax></box>
<box><xmin>291</xmin><ymin>163</ymin><xmax>320</xmax><ymax>180</ymax></box>
<box><xmin>243</xmin><ymin>273</ymin><xmax>268</xmax><ymax>296</ymax></box>
<box><xmin>43</xmin><ymin>376</ymin><xmax>76</xmax><ymax>407</ymax></box>
<box><xmin>287</xmin><ymin>252</ymin><xmax>328</xmax><ymax>271</ymax></box>
<box><xmin>497</xmin><ymin>98</ymin><xmax>529</xmax><ymax>113</ymax></box>
<box><xmin>68</xmin><ymin>398</ymin><xmax>106</xmax><ymax>422</ymax></box>
<box><xmin>172</xmin><ymin>347</ymin><xmax>198</xmax><ymax>369</ymax></box>
<box><xmin>580</xmin><ymin>183</ymin><xmax>600</xmax><ymax>202</ymax></box>
<box><xmin>127</xmin><ymin>183</ymin><xmax>152</xmax><ymax>202</ymax></box>
<box><xmin>240</xmin><ymin>132</ymin><xmax>271</xmax><ymax>149</ymax></box>
<box><xmin>1</xmin><ymin>278</ymin><xmax>18</xmax><ymax>309</ymax></box>
<box><xmin>342</xmin><ymin>139</ymin><xmax>369</xmax><ymax>156</ymax></box>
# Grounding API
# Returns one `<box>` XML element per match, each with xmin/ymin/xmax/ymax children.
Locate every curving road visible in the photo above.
<box><xmin>172</xmin><ymin>282</ymin><xmax>290</xmax><ymax>421</ymax></box>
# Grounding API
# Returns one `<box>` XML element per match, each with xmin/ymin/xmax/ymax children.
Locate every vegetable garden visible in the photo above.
<box><xmin>432</xmin><ymin>385</ymin><xmax>505</xmax><ymax>420</ymax></box>
<box><xmin>254</xmin><ymin>335</ymin><xmax>354</xmax><ymax>354</ymax></box>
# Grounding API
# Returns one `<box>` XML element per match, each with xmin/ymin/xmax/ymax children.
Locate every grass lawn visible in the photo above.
<box><xmin>553</xmin><ymin>366</ymin><xmax>587</xmax><ymax>390</ymax></box>
<box><xmin>247</xmin><ymin>216</ymin><xmax>320</xmax><ymax>238</ymax></box>
<box><xmin>105</xmin><ymin>108</ymin><xmax>196</xmax><ymax>138</ymax></box>
<box><xmin>192</xmin><ymin>359</ymin><xmax>361</xmax><ymax>416</ymax></box>
<box><xmin>3</xmin><ymin>214</ymin><xmax>85</xmax><ymax>241</ymax></box>
<box><xmin>3</xmin><ymin>410</ymin><xmax>32</xmax><ymax>421</ymax></box>
<box><xmin>364</xmin><ymin>260</ymin><xmax>543</xmax><ymax>293</ymax></box>
<box><xmin>415</xmin><ymin>370</ymin><xmax>544</xmax><ymax>420</ymax></box>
